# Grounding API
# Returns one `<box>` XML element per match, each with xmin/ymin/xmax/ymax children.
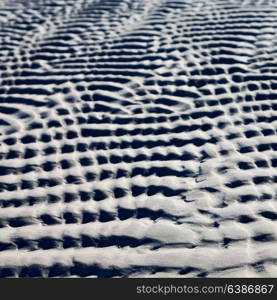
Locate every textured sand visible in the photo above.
<box><xmin>0</xmin><ymin>0</ymin><xmax>277</xmax><ymax>277</ymax></box>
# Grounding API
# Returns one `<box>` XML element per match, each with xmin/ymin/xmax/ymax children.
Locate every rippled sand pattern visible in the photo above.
<box><xmin>0</xmin><ymin>0</ymin><xmax>277</xmax><ymax>277</ymax></box>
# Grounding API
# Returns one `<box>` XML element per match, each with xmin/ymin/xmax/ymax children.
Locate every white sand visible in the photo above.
<box><xmin>0</xmin><ymin>0</ymin><xmax>277</xmax><ymax>277</ymax></box>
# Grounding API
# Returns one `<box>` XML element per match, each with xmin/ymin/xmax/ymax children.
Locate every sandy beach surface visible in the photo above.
<box><xmin>0</xmin><ymin>0</ymin><xmax>277</xmax><ymax>277</ymax></box>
